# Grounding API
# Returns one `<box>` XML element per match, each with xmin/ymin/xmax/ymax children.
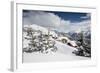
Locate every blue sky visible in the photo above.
<box><xmin>50</xmin><ymin>11</ymin><xmax>90</xmax><ymax>22</ymax></box>
<box><xmin>23</xmin><ymin>10</ymin><xmax>91</xmax><ymax>32</ymax></box>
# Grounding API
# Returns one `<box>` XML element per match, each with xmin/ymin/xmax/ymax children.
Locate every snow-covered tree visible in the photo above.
<box><xmin>23</xmin><ymin>26</ymin><xmax>57</xmax><ymax>54</ymax></box>
<box><xmin>73</xmin><ymin>31</ymin><xmax>91</xmax><ymax>57</ymax></box>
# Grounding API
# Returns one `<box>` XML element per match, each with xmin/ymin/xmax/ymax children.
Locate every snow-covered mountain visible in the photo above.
<box><xmin>67</xmin><ymin>29</ymin><xmax>91</xmax><ymax>41</ymax></box>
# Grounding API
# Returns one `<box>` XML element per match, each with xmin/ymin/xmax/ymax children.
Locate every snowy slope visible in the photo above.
<box><xmin>55</xmin><ymin>41</ymin><xmax>77</xmax><ymax>55</ymax></box>
<box><xmin>23</xmin><ymin>40</ymin><xmax>90</xmax><ymax>63</ymax></box>
<box><xmin>23</xmin><ymin>24</ymin><xmax>90</xmax><ymax>63</ymax></box>
<box><xmin>23</xmin><ymin>37</ymin><xmax>89</xmax><ymax>62</ymax></box>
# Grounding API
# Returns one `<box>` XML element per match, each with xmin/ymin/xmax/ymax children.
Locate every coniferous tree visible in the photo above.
<box><xmin>23</xmin><ymin>27</ymin><xmax>57</xmax><ymax>53</ymax></box>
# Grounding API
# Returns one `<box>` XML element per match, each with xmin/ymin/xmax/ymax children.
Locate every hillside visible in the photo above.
<box><xmin>23</xmin><ymin>24</ymin><xmax>90</xmax><ymax>63</ymax></box>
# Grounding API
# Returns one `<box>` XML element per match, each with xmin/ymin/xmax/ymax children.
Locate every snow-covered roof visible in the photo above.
<box><xmin>57</xmin><ymin>36</ymin><xmax>77</xmax><ymax>47</ymax></box>
<box><xmin>58</xmin><ymin>36</ymin><xmax>69</xmax><ymax>41</ymax></box>
<box><xmin>68</xmin><ymin>41</ymin><xmax>77</xmax><ymax>47</ymax></box>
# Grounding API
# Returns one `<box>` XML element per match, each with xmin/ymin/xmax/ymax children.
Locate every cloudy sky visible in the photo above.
<box><xmin>23</xmin><ymin>10</ymin><xmax>91</xmax><ymax>33</ymax></box>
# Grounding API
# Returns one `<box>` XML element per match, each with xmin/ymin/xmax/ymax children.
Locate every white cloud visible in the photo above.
<box><xmin>23</xmin><ymin>11</ymin><xmax>91</xmax><ymax>33</ymax></box>
<box><xmin>80</xmin><ymin>13</ymin><xmax>91</xmax><ymax>19</ymax></box>
<box><xmin>70</xmin><ymin>20</ymin><xmax>91</xmax><ymax>32</ymax></box>
<box><xmin>55</xmin><ymin>20</ymin><xmax>90</xmax><ymax>33</ymax></box>
<box><xmin>23</xmin><ymin>11</ymin><xmax>61</xmax><ymax>27</ymax></box>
